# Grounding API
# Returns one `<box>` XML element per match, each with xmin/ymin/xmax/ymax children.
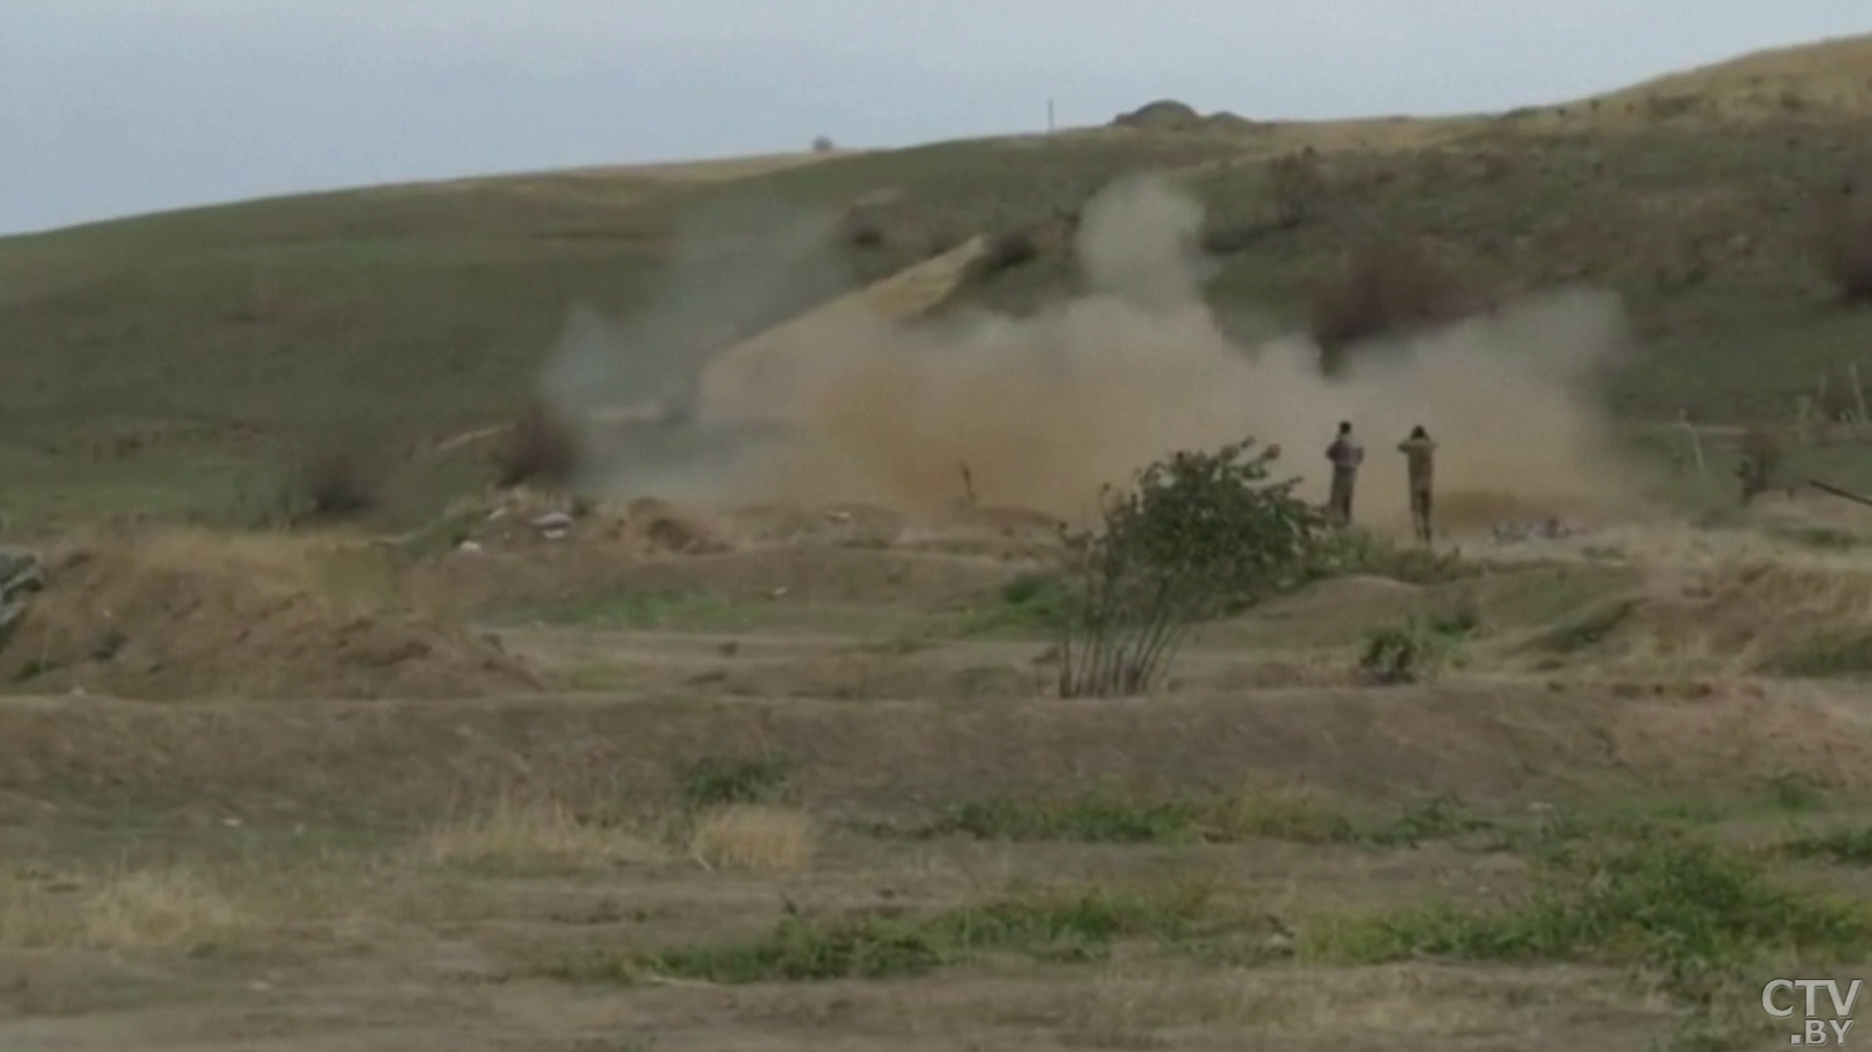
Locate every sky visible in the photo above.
<box><xmin>3</xmin><ymin>2</ymin><xmax>1869</xmax><ymax>236</ymax></box>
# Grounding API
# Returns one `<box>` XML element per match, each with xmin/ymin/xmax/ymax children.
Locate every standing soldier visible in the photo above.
<box><xmin>1325</xmin><ymin>421</ymin><xmax>1364</xmax><ymax>525</ymax></box>
<box><xmin>1398</xmin><ymin>425</ymin><xmax>1437</xmax><ymax>544</ymax></box>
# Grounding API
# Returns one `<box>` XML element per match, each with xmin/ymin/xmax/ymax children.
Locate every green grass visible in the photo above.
<box><xmin>678</xmin><ymin>754</ymin><xmax>795</xmax><ymax>810</ymax></box>
<box><xmin>956</xmin><ymin>572</ymin><xmax>1073</xmax><ymax>637</ymax></box>
<box><xmin>1778</xmin><ymin>825</ymin><xmax>1872</xmax><ymax>865</ymax></box>
<box><xmin>896</xmin><ymin>790</ymin><xmax>1519</xmax><ymax>849</ymax></box>
<box><xmin>1301</xmin><ymin>824</ymin><xmax>1872</xmax><ymax>1048</ymax></box>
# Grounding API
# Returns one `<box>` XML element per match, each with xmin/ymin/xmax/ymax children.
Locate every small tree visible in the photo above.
<box><xmin>1056</xmin><ymin>438</ymin><xmax>1327</xmax><ymax>698</ymax></box>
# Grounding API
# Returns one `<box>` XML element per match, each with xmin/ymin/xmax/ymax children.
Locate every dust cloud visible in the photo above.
<box><xmin>557</xmin><ymin>175</ymin><xmax>1641</xmax><ymax>535</ymax></box>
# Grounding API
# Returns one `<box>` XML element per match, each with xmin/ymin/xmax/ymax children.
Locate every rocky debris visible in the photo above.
<box><xmin>531</xmin><ymin>511</ymin><xmax>574</xmax><ymax>541</ymax></box>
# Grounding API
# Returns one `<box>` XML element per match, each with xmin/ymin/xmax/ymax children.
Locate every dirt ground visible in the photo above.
<box><xmin>3</xmin><ymin>499</ymin><xmax>1872</xmax><ymax>1051</ymax></box>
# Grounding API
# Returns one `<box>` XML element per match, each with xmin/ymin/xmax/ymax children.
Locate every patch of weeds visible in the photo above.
<box><xmin>959</xmin><ymin>572</ymin><xmax>1074</xmax><ymax>637</ymax></box>
<box><xmin>552</xmin><ymin>886</ymin><xmax>1222</xmax><ymax>985</ymax></box>
<box><xmin>1361</xmin><ymin>794</ymin><xmax>1499</xmax><ymax>849</ymax></box>
<box><xmin>1778</xmin><ymin>826</ymin><xmax>1872</xmax><ymax>866</ymax></box>
<box><xmin>1198</xmin><ymin>786</ymin><xmax>1358</xmax><ymax>844</ymax></box>
<box><xmin>1300</xmin><ymin>823</ymin><xmax>1872</xmax><ymax>1043</ymax></box>
<box><xmin>553</xmin><ymin>911</ymin><xmax>945</xmax><ymax>984</ymax></box>
<box><xmin>11</xmin><ymin>656</ymin><xmax>56</xmax><ymax>683</ymax></box>
<box><xmin>898</xmin><ymin>789</ymin><xmax>1510</xmax><ymax>850</ymax></box>
<box><xmin>1536</xmin><ymin>598</ymin><xmax>1638</xmax><ymax>654</ymax></box>
<box><xmin>1310</xmin><ymin>527</ymin><xmax>1471</xmax><ymax>584</ymax></box>
<box><xmin>1358</xmin><ymin>612</ymin><xmax>1472</xmax><ymax>684</ymax></box>
<box><xmin>679</xmin><ymin>755</ymin><xmax>793</xmax><ymax>810</ymax></box>
<box><xmin>1764</xmin><ymin>771</ymin><xmax>1828</xmax><ymax>812</ymax></box>
<box><xmin>1762</xmin><ymin>633</ymin><xmax>1872</xmax><ymax>679</ymax></box>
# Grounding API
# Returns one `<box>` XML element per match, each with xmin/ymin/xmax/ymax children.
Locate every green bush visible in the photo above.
<box><xmin>1358</xmin><ymin>612</ymin><xmax>1474</xmax><ymax>684</ymax></box>
<box><xmin>1056</xmin><ymin>437</ymin><xmax>1327</xmax><ymax>697</ymax></box>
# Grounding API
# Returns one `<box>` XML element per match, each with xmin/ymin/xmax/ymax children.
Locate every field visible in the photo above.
<box><xmin>6</xmin><ymin>34</ymin><xmax>1872</xmax><ymax>1052</ymax></box>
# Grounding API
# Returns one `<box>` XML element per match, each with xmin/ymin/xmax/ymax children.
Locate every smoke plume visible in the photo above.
<box><xmin>551</xmin><ymin>175</ymin><xmax>1640</xmax><ymax>535</ymax></box>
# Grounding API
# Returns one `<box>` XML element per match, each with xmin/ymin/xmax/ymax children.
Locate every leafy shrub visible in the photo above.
<box><xmin>679</xmin><ymin>755</ymin><xmax>794</xmax><ymax>809</ymax></box>
<box><xmin>1359</xmin><ymin>612</ymin><xmax>1474</xmax><ymax>684</ymax></box>
<box><xmin>1055</xmin><ymin>437</ymin><xmax>1327</xmax><ymax>697</ymax></box>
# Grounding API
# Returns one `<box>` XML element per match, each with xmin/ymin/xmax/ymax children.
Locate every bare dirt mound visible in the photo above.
<box><xmin>0</xmin><ymin>531</ymin><xmax>540</xmax><ymax>701</ymax></box>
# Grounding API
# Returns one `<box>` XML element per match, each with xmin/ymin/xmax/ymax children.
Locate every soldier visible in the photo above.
<box><xmin>1397</xmin><ymin>425</ymin><xmax>1437</xmax><ymax>544</ymax></box>
<box><xmin>1325</xmin><ymin>421</ymin><xmax>1364</xmax><ymax>525</ymax></box>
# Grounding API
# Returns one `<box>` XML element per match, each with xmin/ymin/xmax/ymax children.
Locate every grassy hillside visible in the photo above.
<box><xmin>5</xmin><ymin>36</ymin><xmax>1872</xmax><ymax>526</ymax></box>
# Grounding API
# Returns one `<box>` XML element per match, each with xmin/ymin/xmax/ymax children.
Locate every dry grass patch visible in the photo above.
<box><xmin>417</xmin><ymin>796</ymin><xmax>666</xmax><ymax>870</ymax></box>
<box><xmin>0</xmin><ymin>866</ymin><xmax>251</xmax><ymax>951</ymax></box>
<box><xmin>688</xmin><ymin>805</ymin><xmax>818</xmax><ymax>873</ymax></box>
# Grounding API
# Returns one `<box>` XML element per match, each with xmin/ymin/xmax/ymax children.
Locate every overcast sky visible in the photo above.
<box><xmin>3</xmin><ymin>2</ymin><xmax>1869</xmax><ymax>236</ymax></box>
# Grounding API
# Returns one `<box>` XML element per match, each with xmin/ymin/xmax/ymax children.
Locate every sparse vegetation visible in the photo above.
<box><xmin>1302</xmin><ymin>824</ymin><xmax>1872</xmax><ymax>1047</ymax></box>
<box><xmin>687</xmin><ymin>805</ymin><xmax>817</xmax><ymax>872</ymax></box>
<box><xmin>679</xmin><ymin>755</ymin><xmax>795</xmax><ymax>810</ymax></box>
<box><xmin>1780</xmin><ymin>825</ymin><xmax>1872</xmax><ymax>865</ymax></box>
<box><xmin>551</xmin><ymin>885</ymin><xmax>1222</xmax><ymax>985</ymax></box>
<box><xmin>903</xmin><ymin>789</ymin><xmax>1511</xmax><ymax>850</ymax></box>
<box><xmin>1358</xmin><ymin>611</ymin><xmax>1474</xmax><ymax>684</ymax></box>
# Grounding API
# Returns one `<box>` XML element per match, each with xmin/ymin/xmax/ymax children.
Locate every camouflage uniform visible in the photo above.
<box><xmin>1325</xmin><ymin>428</ymin><xmax>1364</xmax><ymax>525</ymax></box>
<box><xmin>1397</xmin><ymin>429</ymin><xmax>1438</xmax><ymax>544</ymax></box>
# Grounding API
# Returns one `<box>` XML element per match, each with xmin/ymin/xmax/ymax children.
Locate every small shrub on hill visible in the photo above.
<box><xmin>1358</xmin><ymin>612</ymin><xmax>1474</xmax><ymax>684</ymax></box>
